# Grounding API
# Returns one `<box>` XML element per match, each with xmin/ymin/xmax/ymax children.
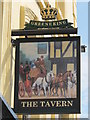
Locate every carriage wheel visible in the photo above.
<box><xmin>19</xmin><ymin>81</ymin><xmax>25</xmax><ymax>97</ymax></box>
<box><xmin>24</xmin><ymin>80</ymin><xmax>32</xmax><ymax>97</ymax></box>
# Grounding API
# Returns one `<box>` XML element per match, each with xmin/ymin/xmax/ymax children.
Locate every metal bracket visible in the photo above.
<box><xmin>11</xmin><ymin>38</ymin><xmax>17</xmax><ymax>47</ymax></box>
<box><xmin>11</xmin><ymin>28</ymin><xmax>77</xmax><ymax>37</ymax></box>
<box><xmin>81</xmin><ymin>45</ymin><xmax>87</xmax><ymax>52</ymax></box>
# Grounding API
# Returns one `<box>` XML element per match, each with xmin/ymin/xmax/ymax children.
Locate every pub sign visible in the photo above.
<box><xmin>14</xmin><ymin>36</ymin><xmax>80</xmax><ymax>114</ymax></box>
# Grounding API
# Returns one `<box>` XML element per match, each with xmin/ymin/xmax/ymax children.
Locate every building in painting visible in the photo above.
<box><xmin>0</xmin><ymin>0</ymin><xmax>78</xmax><ymax>119</ymax></box>
<box><xmin>49</xmin><ymin>40</ymin><xmax>77</xmax><ymax>75</ymax></box>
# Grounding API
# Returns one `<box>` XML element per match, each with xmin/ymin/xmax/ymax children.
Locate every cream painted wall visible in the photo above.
<box><xmin>64</xmin><ymin>0</ymin><xmax>73</xmax><ymax>23</ymax></box>
<box><xmin>11</xmin><ymin>0</ymin><xmax>42</xmax><ymax>30</ymax></box>
<box><xmin>21</xmin><ymin>0</ymin><xmax>42</xmax><ymax>20</ymax></box>
<box><xmin>0</xmin><ymin>1</ymin><xmax>12</xmax><ymax>105</ymax></box>
<box><xmin>11</xmin><ymin>2</ymin><xmax>20</xmax><ymax>29</ymax></box>
<box><xmin>49</xmin><ymin>0</ymin><xmax>55</xmax><ymax>7</ymax></box>
<box><xmin>0</xmin><ymin>2</ymin><xmax>3</xmax><ymax>92</ymax></box>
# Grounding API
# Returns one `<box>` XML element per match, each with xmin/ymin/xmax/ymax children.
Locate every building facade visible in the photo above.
<box><xmin>0</xmin><ymin>0</ymin><xmax>78</xmax><ymax>119</ymax></box>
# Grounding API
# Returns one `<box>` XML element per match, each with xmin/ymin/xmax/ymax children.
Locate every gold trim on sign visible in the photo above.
<box><xmin>50</xmin><ymin>42</ymin><xmax>54</xmax><ymax>58</ymax></box>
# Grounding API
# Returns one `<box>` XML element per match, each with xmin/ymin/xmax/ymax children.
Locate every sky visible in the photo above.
<box><xmin>77</xmin><ymin>2</ymin><xmax>88</xmax><ymax>118</ymax></box>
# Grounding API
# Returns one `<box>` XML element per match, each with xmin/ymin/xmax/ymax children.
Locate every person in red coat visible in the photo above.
<box><xmin>19</xmin><ymin>62</ymin><xmax>25</xmax><ymax>81</ymax></box>
<box><xmin>39</xmin><ymin>56</ymin><xmax>46</xmax><ymax>76</ymax></box>
<box><xmin>24</xmin><ymin>61</ymin><xmax>32</xmax><ymax>97</ymax></box>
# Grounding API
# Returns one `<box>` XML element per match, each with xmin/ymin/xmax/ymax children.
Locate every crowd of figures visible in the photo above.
<box><xmin>19</xmin><ymin>55</ymin><xmax>77</xmax><ymax>98</ymax></box>
<box><xmin>19</xmin><ymin>55</ymin><xmax>47</xmax><ymax>97</ymax></box>
<box><xmin>19</xmin><ymin>55</ymin><xmax>46</xmax><ymax>80</ymax></box>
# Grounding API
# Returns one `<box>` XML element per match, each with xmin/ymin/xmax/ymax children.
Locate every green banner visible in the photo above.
<box><xmin>24</xmin><ymin>19</ymin><xmax>73</xmax><ymax>30</ymax></box>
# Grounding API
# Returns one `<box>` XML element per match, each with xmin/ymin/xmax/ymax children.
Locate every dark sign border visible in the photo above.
<box><xmin>14</xmin><ymin>36</ymin><xmax>80</xmax><ymax>114</ymax></box>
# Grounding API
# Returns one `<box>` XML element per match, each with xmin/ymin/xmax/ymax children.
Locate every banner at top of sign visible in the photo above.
<box><xmin>24</xmin><ymin>19</ymin><xmax>73</xmax><ymax>30</ymax></box>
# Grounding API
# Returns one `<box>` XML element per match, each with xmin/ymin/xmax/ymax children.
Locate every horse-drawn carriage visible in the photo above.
<box><xmin>19</xmin><ymin>62</ymin><xmax>47</xmax><ymax>98</ymax></box>
<box><xmin>19</xmin><ymin>60</ymin><xmax>77</xmax><ymax>98</ymax></box>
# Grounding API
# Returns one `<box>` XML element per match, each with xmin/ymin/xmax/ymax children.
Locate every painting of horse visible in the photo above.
<box><xmin>51</xmin><ymin>71</ymin><xmax>77</xmax><ymax>98</ymax></box>
<box><xmin>67</xmin><ymin>70</ymin><xmax>77</xmax><ymax>98</ymax></box>
<box><xmin>18</xmin><ymin>41</ymin><xmax>78</xmax><ymax>99</ymax></box>
<box><xmin>32</xmin><ymin>71</ymin><xmax>55</xmax><ymax>96</ymax></box>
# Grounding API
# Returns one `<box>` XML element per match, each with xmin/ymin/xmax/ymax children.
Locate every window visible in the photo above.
<box><xmin>38</xmin><ymin>43</ymin><xmax>47</xmax><ymax>54</ymax></box>
<box><xmin>55</xmin><ymin>42</ymin><xmax>61</xmax><ymax>49</ymax></box>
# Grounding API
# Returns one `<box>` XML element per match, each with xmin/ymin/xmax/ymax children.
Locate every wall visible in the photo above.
<box><xmin>0</xmin><ymin>1</ymin><xmax>12</xmax><ymax>106</ymax></box>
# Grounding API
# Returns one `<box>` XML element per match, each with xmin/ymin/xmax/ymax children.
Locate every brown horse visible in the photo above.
<box><xmin>51</xmin><ymin>71</ymin><xmax>71</xmax><ymax>97</ymax></box>
<box><xmin>51</xmin><ymin>75</ymin><xmax>59</xmax><ymax>96</ymax></box>
<box><xmin>60</xmin><ymin>71</ymin><xmax>72</xmax><ymax>89</ymax></box>
<box><xmin>56</xmin><ymin>73</ymin><xmax>66</xmax><ymax>97</ymax></box>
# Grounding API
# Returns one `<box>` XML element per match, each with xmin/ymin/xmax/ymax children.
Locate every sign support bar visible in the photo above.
<box><xmin>11</xmin><ymin>28</ymin><xmax>77</xmax><ymax>36</ymax></box>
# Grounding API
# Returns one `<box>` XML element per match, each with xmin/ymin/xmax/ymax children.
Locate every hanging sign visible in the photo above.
<box><xmin>14</xmin><ymin>36</ymin><xmax>80</xmax><ymax>114</ymax></box>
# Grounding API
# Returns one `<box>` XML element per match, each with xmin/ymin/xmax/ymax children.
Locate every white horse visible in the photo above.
<box><xmin>32</xmin><ymin>71</ymin><xmax>55</xmax><ymax>96</ymax></box>
<box><xmin>67</xmin><ymin>70</ymin><xmax>77</xmax><ymax>98</ymax></box>
<box><xmin>72</xmin><ymin>70</ymin><xmax>77</xmax><ymax>84</ymax></box>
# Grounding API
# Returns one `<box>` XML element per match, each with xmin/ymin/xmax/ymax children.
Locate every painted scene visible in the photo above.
<box><xmin>19</xmin><ymin>41</ymin><xmax>77</xmax><ymax>99</ymax></box>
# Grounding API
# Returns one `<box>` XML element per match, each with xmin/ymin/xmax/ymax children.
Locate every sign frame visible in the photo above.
<box><xmin>14</xmin><ymin>36</ymin><xmax>80</xmax><ymax>114</ymax></box>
